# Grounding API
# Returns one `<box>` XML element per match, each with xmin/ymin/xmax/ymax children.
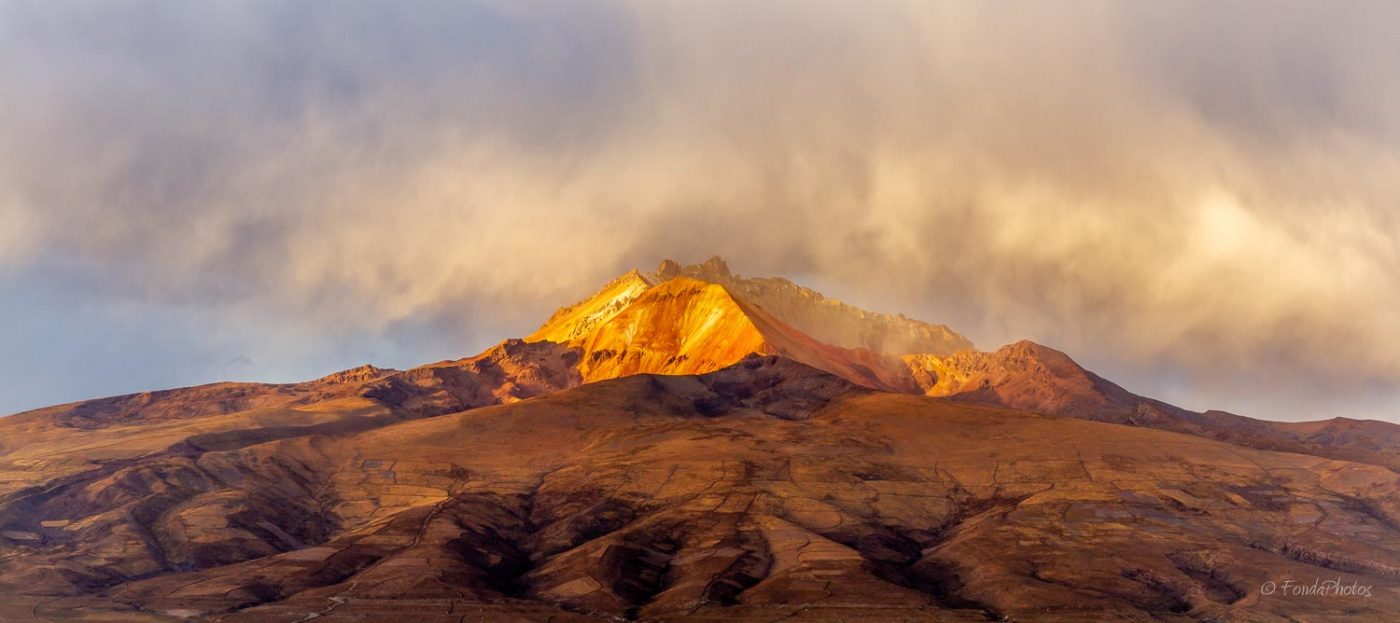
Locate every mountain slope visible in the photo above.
<box><xmin>9</xmin><ymin>258</ymin><xmax>1397</xmax><ymax>500</ymax></box>
<box><xmin>533</xmin><ymin>265</ymin><xmax>1400</xmax><ymax>472</ymax></box>
<box><xmin>569</xmin><ymin>277</ymin><xmax>773</xmax><ymax>380</ymax></box>
<box><xmin>0</xmin><ymin>265</ymin><xmax>928</xmax><ymax>503</ymax></box>
<box><xmin>528</xmin><ymin>269</ymin><xmax>653</xmax><ymax>343</ymax></box>
<box><xmin>906</xmin><ymin>340</ymin><xmax>1132</xmax><ymax>417</ymax></box>
<box><xmin>0</xmin><ymin>341</ymin><xmax>581</xmax><ymax>500</ymax></box>
<box><xmin>907</xmin><ymin>340</ymin><xmax>1400</xmax><ymax>471</ymax></box>
<box><xmin>564</xmin><ymin>276</ymin><xmax>918</xmax><ymax>392</ymax></box>
<box><xmin>656</xmin><ymin>256</ymin><xmax>973</xmax><ymax>355</ymax></box>
<box><xmin>2</xmin><ymin>358</ymin><xmax>1396</xmax><ymax>622</ymax></box>
<box><xmin>531</xmin><ymin>259</ymin><xmax>1400</xmax><ymax>472</ymax></box>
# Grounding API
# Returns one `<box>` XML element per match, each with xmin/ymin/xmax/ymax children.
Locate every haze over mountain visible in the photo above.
<box><xmin>3</xmin><ymin>258</ymin><xmax>1397</xmax><ymax>621</ymax></box>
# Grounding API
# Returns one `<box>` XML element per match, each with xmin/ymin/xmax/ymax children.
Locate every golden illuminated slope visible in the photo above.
<box><xmin>524</xmin><ymin>258</ymin><xmax>960</xmax><ymax>390</ymax></box>
<box><xmin>656</xmin><ymin>257</ymin><xmax>973</xmax><ymax>355</ymax></box>
<box><xmin>531</xmin><ymin>257</ymin><xmax>974</xmax><ymax>359</ymax></box>
<box><xmin>527</xmin><ymin>269</ymin><xmax>652</xmax><ymax>343</ymax></box>
<box><xmin>569</xmin><ymin>277</ymin><xmax>919</xmax><ymax>391</ymax></box>
<box><xmin>570</xmin><ymin>277</ymin><xmax>773</xmax><ymax>380</ymax></box>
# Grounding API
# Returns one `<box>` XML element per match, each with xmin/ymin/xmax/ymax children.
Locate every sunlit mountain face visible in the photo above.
<box><xmin>2</xmin><ymin>258</ymin><xmax>1398</xmax><ymax>621</ymax></box>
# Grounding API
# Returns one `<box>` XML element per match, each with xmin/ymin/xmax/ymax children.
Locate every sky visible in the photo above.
<box><xmin>1</xmin><ymin>1</ymin><xmax>1398</xmax><ymax>422</ymax></box>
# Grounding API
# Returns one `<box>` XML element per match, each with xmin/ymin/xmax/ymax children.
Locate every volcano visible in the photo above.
<box><xmin>1</xmin><ymin>258</ymin><xmax>1397</xmax><ymax>622</ymax></box>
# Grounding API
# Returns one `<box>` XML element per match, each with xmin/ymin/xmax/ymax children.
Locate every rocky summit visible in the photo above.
<box><xmin>2</xmin><ymin>258</ymin><xmax>1398</xmax><ymax>622</ymax></box>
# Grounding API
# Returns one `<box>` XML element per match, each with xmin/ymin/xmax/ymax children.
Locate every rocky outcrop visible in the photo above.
<box><xmin>363</xmin><ymin>338</ymin><xmax>583</xmax><ymax>416</ymax></box>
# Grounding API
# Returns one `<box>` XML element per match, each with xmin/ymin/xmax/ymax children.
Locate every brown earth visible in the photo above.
<box><xmin>2</xmin><ymin>358</ymin><xmax>1398</xmax><ymax>621</ymax></box>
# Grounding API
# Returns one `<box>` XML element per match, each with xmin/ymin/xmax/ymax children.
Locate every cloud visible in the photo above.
<box><xmin>0</xmin><ymin>191</ymin><xmax>39</xmax><ymax>270</ymax></box>
<box><xmin>0</xmin><ymin>1</ymin><xmax>1397</xmax><ymax>420</ymax></box>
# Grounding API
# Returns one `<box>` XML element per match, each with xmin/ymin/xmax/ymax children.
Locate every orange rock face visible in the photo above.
<box><xmin>528</xmin><ymin>269</ymin><xmax>653</xmax><ymax>344</ymax></box>
<box><xmin>570</xmin><ymin>278</ymin><xmax>774</xmax><ymax>380</ymax></box>
<box><xmin>532</xmin><ymin>274</ymin><xmax>922</xmax><ymax>392</ymax></box>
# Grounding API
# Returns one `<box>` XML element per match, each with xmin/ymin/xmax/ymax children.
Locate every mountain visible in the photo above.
<box><xmin>654</xmin><ymin>256</ymin><xmax>973</xmax><ymax>356</ymax></box>
<box><xmin>905</xmin><ymin>340</ymin><xmax>1400</xmax><ymax>471</ymax></box>
<box><xmin>535</xmin><ymin>275</ymin><xmax>918</xmax><ymax>392</ymax></box>
<box><xmin>529</xmin><ymin>260</ymin><xmax>1400</xmax><ymax>473</ymax></box>
<box><xmin>528</xmin><ymin>269</ymin><xmax>654</xmax><ymax>344</ymax></box>
<box><xmin>2</xmin><ymin>257</ymin><xmax>1399</xmax><ymax>621</ymax></box>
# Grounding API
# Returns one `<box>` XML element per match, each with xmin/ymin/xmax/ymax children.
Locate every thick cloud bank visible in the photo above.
<box><xmin>1</xmin><ymin>1</ymin><xmax>1398</xmax><ymax>420</ymax></box>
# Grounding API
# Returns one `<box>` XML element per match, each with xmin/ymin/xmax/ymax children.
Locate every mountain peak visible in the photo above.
<box><xmin>316</xmin><ymin>364</ymin><xmax>398</xmax><ymax>385</ymax></box>
<box><xmin>649</xmin><ymin>256</ymin><xmax>972</xmax><ymax>356</ymax></box>
<box><xmin>656</xmin><ymin>255</ymin><xmax>732</xmax><ymax>281</ymax></box>
<box><xmin>698</xmin><ymin>255</ymin><xmax>731</xmax><ymax>277</ymax></box>
<box><xmin>657</xmin><ymin>258</ymin><xmax>681</xmax><ymax>277</ymax></box>
<box><xmin>571</xmin><ymin>276</ymin><xmax>771</xmax><ymax>381</ymax></box>
<box><xmin>566</xmin><ymin>276</ymin><xmax>918</xmax><ymax>392</ymax></box>
<box><xmin>528</xmin><ymin>268</ymin><xmax>652</xmax><ymax>343</ymax></box>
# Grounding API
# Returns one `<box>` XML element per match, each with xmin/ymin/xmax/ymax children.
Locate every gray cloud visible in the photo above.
<box><xmin>1</xmin><ymin>1</ymin><xmax>1397</xmax><ymax>421</ymax></box>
